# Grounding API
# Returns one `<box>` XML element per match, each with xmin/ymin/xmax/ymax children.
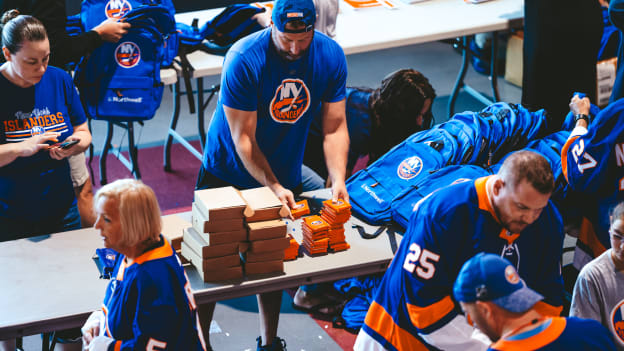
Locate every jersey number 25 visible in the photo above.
<box><xmin>403</xmin><ymin>243</ymin><xmax>440</xmax><ymax>279</ymax></box>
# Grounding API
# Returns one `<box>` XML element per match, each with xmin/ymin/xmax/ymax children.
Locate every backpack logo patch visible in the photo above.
<box><xmin>270</xmin><ymin>79</ymin><xmax>310</xmax><ymax>124</ymax></box>
<box><xmin>115</xmin><ymin>42</ymin><xmax>141</xmax><ymax>68</ymax></box>
<box><xmin>397</xmin><ymin>156</ymin><xmax>423</xmax><ymax>180</ymax></box>
<box><xmin>105</xmin><ymin>0</ymin><xmax>132</xmax><ymax>19</ymax></box>
<box><xmin>611</xmin><ymin>300</ymin><xmax>624</xmax><ymax>345</ymax></box>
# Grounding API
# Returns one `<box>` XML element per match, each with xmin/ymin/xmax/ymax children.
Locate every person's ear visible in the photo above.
<box><xmin>2</xmin><ymin>47</ymin><xmax>11</xmax><ymax>62</ymax></box>
<box><xmin>492</xmin><ymin>177</ymin><xmax>505</xmax><ymax>196</ymax></box>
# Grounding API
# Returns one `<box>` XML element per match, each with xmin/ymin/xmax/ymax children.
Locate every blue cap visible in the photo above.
<box><xmin>453</xmin><ymin>253</ymin><xmax>543</xmax><ymax>313</ymax></box>
<box><xmin>272</xmin><ymin>0</ymin><xmax>316</xmax><ymax>33</ymax></box>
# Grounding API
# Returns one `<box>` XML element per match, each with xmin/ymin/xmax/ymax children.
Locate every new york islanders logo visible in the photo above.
<box><xmin>504</xmin><ymin>265</ymin><xmax>520</xmax><ymax>284</ymax></box>
<box><xmin>270</xmin><ymin>79</ymin><xmax>310</xmax><ymax>124</ymax></box>
<box><xmin>311</xmin><ymin>220</ymin><xmax>322</xmax><ymax>226</ymax></box>
<box><xmin>397</xmin><ymin>156</ymin><xmax>423</xmax><ymax>180</ymax></box>
<box><xmin>115</xmin><ymin>42</ymin><xmax>140</xmax><ymax>68</ymax></box>
<box><xmin>105</xmin><ymin>0</ymin><xmax>132</xmax><ymax>19</ymax></box>
<box><xmin>30</xmin><ymin>125</ymin><xmax>44</xmax><ymax>136</ymax></box>
<box><xmin>610</xmin><ymin>300</ymin><xmax>624</xmax><ymax>345</ymax></box>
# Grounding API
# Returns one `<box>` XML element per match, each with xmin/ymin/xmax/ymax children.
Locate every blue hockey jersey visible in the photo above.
<box><xmin>102</xmin><ymin>236</ymin><xmax>205</xmax><ymax>350</ymax></box>
<box><xmin>488</xmin><ymin>317</ymin><xmax>616</xmax><ymax>350</ymax></box>
<box><xmin>359</xmin><ymin>176</ymin><xmax>564</xmax><ymax>350</ymax></box>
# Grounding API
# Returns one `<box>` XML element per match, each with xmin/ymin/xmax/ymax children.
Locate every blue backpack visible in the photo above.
<box><xmin>176</xmin><ymin>4</ymin><xmax>266</xmax><ymax>113</ymax></box>
<box><xmin>346</xmin><ymin>140</ymin><xmax>446</xmax><ymax>224</ymax></box>
<box><xmin>75</xmin><ymin>5</ymin><xmax>176</xmax><ymax>121</ymax></box>
<box><xmin>390</xmin><ymin>165</ymin><xmax>492</xmax><ymax>228</ymax></box>
<box><xmin>80</xmin><ymin>0</ymin><xmax>177</xmax><ymax>67</ymax></box>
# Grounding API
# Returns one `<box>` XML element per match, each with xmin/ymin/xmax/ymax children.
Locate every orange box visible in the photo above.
<box><xmin>284</xmin><ymin>234</ymin><xmax>300</xmax><ymax>261</ymax></box>
<box><xmin>302</xmin><ymin>215</ymin><xmax>329</xmax><ymax>233</ymax></box>
<box><xmin>329</xmin><ymin>242</ymin><xmax>350</xmax><ymax>252</ymax></box>
<box><xmin>291</xmin><ymin>199</ymin><xmax>310</xmax><ymax>219</ymax></box>
<box><xmin>322</xmin><ymin>199</ymin><xmax>351</xmax><ymax>214</ymax></box>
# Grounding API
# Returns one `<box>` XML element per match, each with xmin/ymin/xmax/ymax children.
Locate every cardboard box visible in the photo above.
<box><xmin>248</xmin><ymin>236</ymin><xmax>291</xmax><ymax>253</ymax></box>
<box><xmin>247</xmin><ymin>219</ymin><xmax>288</xmax><ymax>241</ymax></box>
<box><xmin>201</xmin><ymin>228</ymin><xmax>248</xmax><ymax>245</ymax></box>
<box><xmin>183</xmin><ymin>227</ymin><xmax>240</xmax><ymax>258</ymax></box>
<box><xmin>245</xmin><ymin>260</ymin><xmax>284</xmax><ymax>275</ymax></box>
<box><xmin>504</xmin><ymin>32</ymin><xmax>523</xmax><ymax>88</ymax></box>
<box><xmin>194</xmin><ymin>186</ymin><xmax>250</xmax><ymax>220</ymax></box>
<box><xmin>181</xmin><ymin>242</ymin><xmax>241</xmax><ymax>271</ymax></box>
<box><xmin>192</xmin><ymin>203</ymin><xmax>245</xmax><ymax>233</ymax></box>
<box><xmin>197</xmin><ymin>264</ymin><xmax>243</xmax><ymax>282</ymax></box>
<box><xmin>597</xmin><ymin>57</ymin><xmax>618</xmax><ymax>107</ymax></box>
<box><xmin>161</xmin><ymin>214</ymin><xmax>189</xmax><ymax>251</ymax></box>
<box><xmin>244</xmin><ymin>249</ymin><xmax>285</xmax><ymax>263</ymax></box>
<box><xmin>240</xmin><ymin>187</ymin><xmax>290</xmax><ymax>222</ymax></box>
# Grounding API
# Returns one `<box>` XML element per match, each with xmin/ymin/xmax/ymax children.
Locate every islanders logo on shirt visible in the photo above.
<box><xmin>397</xmin><ymin>156</ymin><xmax>423</xmax><ymax>180</ymax></box>
<box><xmin>115</xmin><ymin>42</ymin><xmax>140</xmax><ymax>68</ymax></box>
<box><xmin>270</xmin><ymin>79</ymin><xmax>310</xmax><ymax>124</ymax></box>
<box><xmin>610</xmin><ymin>299</ymin><xmax>624</xmax><ymax>345</ymax></box>
<box><xmin>30</xmin><ymin>125</ymin><xmax>45</xmax><ymax>136</ymax></box>
<box><xmin>105</xmin><ymin>0</ymin><xmax>132</xmax><ymax>19</ymax></box>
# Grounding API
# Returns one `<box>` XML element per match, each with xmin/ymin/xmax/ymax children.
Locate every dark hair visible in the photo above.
<box><xmin>369</xmin><ymin>69</ymin><xmax>436</xmax><ymax>160</ymax></box>
<box><xmin>1</xmin><ymin>10</ymin><xmax>47</xmax><ymax>55</ymax></box>
<box><xmin>497</xmin><ymin>150</ymin><xmax>555</xmax><ymax>194</ymax></box>
<box><xmin>610</xmin><ymin>202</ymin><xmax>624</xmax><ymax>225</ymax></box>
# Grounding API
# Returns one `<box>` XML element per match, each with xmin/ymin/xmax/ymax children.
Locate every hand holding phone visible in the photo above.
<box><xmin>55</xmin><ymin>139</ymin><xmax>80</xmax><ymax>149</ymax></box>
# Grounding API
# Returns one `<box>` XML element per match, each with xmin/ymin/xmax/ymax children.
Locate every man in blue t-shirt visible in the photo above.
<box><xmin>195</xmin><ymin>0</ymin><xmax>349</xmax><ymax>349</ymax></box>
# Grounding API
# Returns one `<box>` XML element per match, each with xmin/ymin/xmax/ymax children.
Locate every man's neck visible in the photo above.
<box><xmin>498</xmin><ymin>310</ymin><xmax>544</xmax><ymax>341</ymax></box>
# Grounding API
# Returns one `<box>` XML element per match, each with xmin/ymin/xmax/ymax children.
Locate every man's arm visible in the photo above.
<box><xmin>321</xmin><ymin>99</ymin><xmax>349</xmax><ymax>202</ymax></box>
<box><xmin>224</xmin><ymin>105</ymin><xmax>296</xmax><ymax>209</ymax></box>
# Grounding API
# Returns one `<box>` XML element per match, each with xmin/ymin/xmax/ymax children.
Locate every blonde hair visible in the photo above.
<box><xmin>94</xmin><ymin>179</ymin><xmax>162</xmax><ymax>247</ymax></box>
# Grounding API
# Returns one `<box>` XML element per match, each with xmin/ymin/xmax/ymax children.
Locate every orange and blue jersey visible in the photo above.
<box><xmin>489</xmin><ymin>317</ymin><xmax>616</xmax><ymax>350</ymax></box>
<box><xmin>561</xmin><ymin>99</ymin><xmax>624</xmax><ymax>259</ymax></box>
<box><xmin>0</xmin><ymin>66</ymin><xmax>86</xmax><ymax>223</ymax></box>
<box><xmin>201</xmin><ymin>28</ymin><xmax>347</xmax><ymax>190</ymax></box>
<box><xmin>360</xmin><ymin>176</ymin><xmax>564</xmax><ymax>350</ymax></box>
<box><xmin>102</xmin><ymin>235</ymin><xmax>205</xmax><ymax>351</ymax></box>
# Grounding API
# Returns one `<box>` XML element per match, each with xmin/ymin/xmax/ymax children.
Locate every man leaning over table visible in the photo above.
<box><xmin>194</xmin><ymin>0</ymin><xmax>349</xmax><ymax>349</ymax></box>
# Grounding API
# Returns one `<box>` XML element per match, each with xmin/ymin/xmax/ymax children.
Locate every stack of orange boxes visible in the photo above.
<box><xmin>180</xmin><ymin>186</ymin><xmax>248</xmax><ymax>282</ymax></box>
<box><xmin>301</xmin><ymin>215</ymin><xmax>330</xmax><ymax>256</ymax></box>
<box><xmin>291</xmin><ymin>199</ymin><xmax>310</xmax><ymax>219</ymax></box>
<box><xmin>284</xmin><ymin>234</ymin><xmax>300</xmax><ymax>261</ymax></box>
<box><xmin>320</xmin><ymin>199</ymin><xmax>351</xmax><ymax>252</ymax></box>
<box><xmin>240</xmin><ymin>187</ymin><xmax>291</xmax><ymax>275</ymax></box>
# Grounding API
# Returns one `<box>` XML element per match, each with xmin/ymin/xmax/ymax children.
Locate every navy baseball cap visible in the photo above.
<box><xmin>453</xmin><ymin>253</ymin><xmax>543</xmax><ymax>313</ymax></box>
<box><xmin>272</xmin><ymin>0</ymin><xmax>316</xmax><ymax>33</ymax></box>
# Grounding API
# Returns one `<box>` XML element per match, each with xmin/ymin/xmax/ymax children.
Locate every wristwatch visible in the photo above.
<box><xmin>574</xmin><ymin>114</ymin><xmax>589</xmax><ymax>123</ymax></box>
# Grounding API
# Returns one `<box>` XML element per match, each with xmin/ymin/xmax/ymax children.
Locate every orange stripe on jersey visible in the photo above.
<box><xmin>578</xmin><ymin>217</ymin><xmax>608</xmax><ymax>258</ymax></box>
<box><xmin>490</xmin><ymin>317</ymin><xmax>566</xmax><ymax>351</ymax></box>
<box><xmin>102</xmin><ymin>305</ymin><xmax>113</xmax><ymax>338</ymax></box>
<box><xmin>365</xmin><ymin>301</ymin><xmax>428</xmax><ymax>350</ymax></box>
<box><xmin>406</xmin><ymin>295</ymin><xmax>455</xmax><ymax>329</ymax></box>
<box><xmin>560</xmin><ymin>135</ymin><xmax>580</xmax><ymax>182</ymax></box>
<box><xmin>47</xmin><ymin>126</ymin><xmax>67</xmax><ymax>132</ymax></box>
<box><xmin>533</xmin><ymin>301</ymin><xmax>563</xmax><ymax>317</ymax></box>
<box><xmin>134</xmin><ymin>238</ymin><xmax>173</xmax><ymax>265</ymax></box>
<box><xmin>475</xmin><ymin>176</ymin><xmax>500</xmax><ymax>222</ymax></box>
<box><xmin>498</xmin><ymin>229</ymin><xmax>520</xmax><ymax>245</ymax></box>
<box><xmin>115</xmin><ymin>260</ymin><xmax>127</xmax><ymax>281</ymax></box>
<box><xmin>114</xmin><ymin>340</ymin><xmax>122</xmax><ymax>351</ymax></box>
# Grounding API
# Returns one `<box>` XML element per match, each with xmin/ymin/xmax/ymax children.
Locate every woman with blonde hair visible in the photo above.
<box><xmin>81</xmin><ymin>179</ymin><xmax>205</xmax><ymax>351</ymax></box>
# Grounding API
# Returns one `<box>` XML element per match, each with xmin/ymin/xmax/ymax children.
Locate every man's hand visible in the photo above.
<box><xmin>93</xmin><ymin>18</ymin><xmax>130</xmax><ymax>43</ymax></box>
<box><xmin>270</xmin><ymin>184</ymin><xmax>296</xmax><ymax>220</ymax></box>
<box><xmin>49</xmin><ymin>138</ymin><xmax>80</xmax><ymax>160</ymax></box>
<box><xmin>81</xmin><ymin>310</ymin><xmax>103</xmax><ymax>347</ymax></box>
<box><xmin>569</xmin><ymin>94</ymin><xmax>591</xmax><ymax>116</ymax></box>
<box><xmin>331</xmin><ymin>181</ymin><xmax>349</xmax><ymax>203</ymax></box>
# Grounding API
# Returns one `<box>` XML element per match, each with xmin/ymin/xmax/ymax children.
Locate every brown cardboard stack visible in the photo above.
<box><xmin>319</xmin><ymin>199</ymin><xmax>351</xmax><ymax>252</ymax></box>
<box><xmin>301</xmin><ymin>215</ymin><xmax>330</xmax><ymax>256</ymax></box>
<box><xmin>181</xmin><ymin>186</ymin><xmax>248</xmax><ymax>282</ymax></box>
<box><xmin>240</xmin><ymin>187</ymin><xmax>291</xmax><ymax>275</ymax></box>
<box><xmin>161</xmin><ymin>214</ymin><xmax>190</xmax><ymax>264</ymax></box>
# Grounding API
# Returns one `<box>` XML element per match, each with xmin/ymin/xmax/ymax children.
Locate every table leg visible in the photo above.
<box><xmin>447</xmin><ymin>36</ymin><xmax>471</xmax><ymax>118</ymax></box>
<box><xmin>164</xmin><ymin>82</ymin><xmax>181</xmax><ymax>172</ymax></box>
<box><xmin>99</xmin><ymin>121</ymin><xmax>114</xmax><ymax>185</ymax></box>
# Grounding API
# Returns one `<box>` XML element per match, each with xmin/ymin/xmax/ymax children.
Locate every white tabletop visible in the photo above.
<box><xmin>0</xmin><ymin>191</ymin><xmax>399</xmax><ymax>339</ymax></box>
<box><xmin>174</xmin><ymin>0</ymin><xmax>523</xmax><ymax>76</ymax></box>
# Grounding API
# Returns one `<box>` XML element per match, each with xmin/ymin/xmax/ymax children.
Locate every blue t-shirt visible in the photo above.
<box><xmin>0</xmin><ymin>66</ymin><xmax>87</xmax><ymax>222</ymax></box>
<box><xmin>201</xmin><ymin>28</ymin><xmax>347</xmax><ymax>189</ymax></box>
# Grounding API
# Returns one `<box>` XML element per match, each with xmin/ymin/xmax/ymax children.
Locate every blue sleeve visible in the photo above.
<box><xmin>533</xmin><ymin>204</ymin><xmax>565</xmax><ymax>308</ymax></box>
<box><xmin>562</xmin><ymin>132</ymin><xmax>611</xmax><ymax>194</ymax></box>
<box><xmin>610</xmin><ymin>0</ymin><xmax>624</xmax><ymax>30</ymax></box>
<box><xmin>321</xmin><ymin>42</ymin><xmax>347</xmax><ymax>103</ymax></box>
<box><xmin>220</xmin><ymin>50</ymin><xmax>259</xmax><ymax>111</ymax></box>
<box><xmin>62</xmin><ymin>71</ymin><xmax>87</xmax><ymax>126</ymax></box>
<box><xmin>118</xmin><ymin>271</ymin><xmax>188</xmax><ymax>350</ymax></box>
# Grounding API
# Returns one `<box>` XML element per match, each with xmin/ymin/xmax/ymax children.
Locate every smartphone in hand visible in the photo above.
<box><xmin>54</xmin><ymin>139</ymin><xmax>80</xmax><ymax>149</ymax></box>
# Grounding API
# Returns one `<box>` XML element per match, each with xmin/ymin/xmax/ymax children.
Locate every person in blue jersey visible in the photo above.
<box><xmin>571</xmin><ymin>201</ymin><xmax>624</xmax><ymax>350</ymax></box>
<box><xmin>0</xmin><ymin>11</ymin><xmax>91</xmax><ymax>241</ymax></box>
<box><xmin>81</xmin><ymin>179</ymin><xmax>206</xmax><ymax>351</ymax></box>
<box><xmin>195</xmin><ymin>0</ymin><xmax>349</xmax><ymax>349</ymax></box>
<box><xmin>454</xmin><ymin>253</ymin><xmax>616</xmax><ymax>351</ymax></box>
<box><xmin>355</xmin><ymin>150</ymin><xmax>565</xmax><ymax>351</ymax></box>
<box><xmin>562</xmin><ymin>94</ymin><xmax>624</xmax><ymax>269</ymax></box>
<box><xmin>301</xmin><ymin>68</ymin><xmax>436</xmax><ymax>190</ymax></box>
